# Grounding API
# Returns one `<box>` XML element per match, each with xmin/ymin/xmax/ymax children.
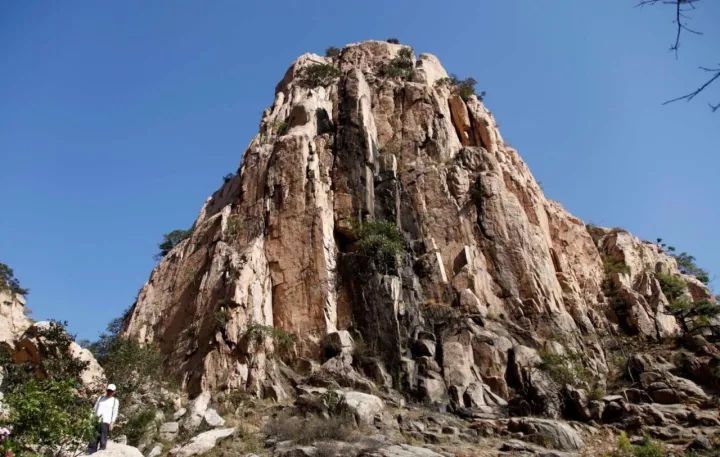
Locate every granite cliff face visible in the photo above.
<box><xmin>122</xmin><ymin>41</ymin><xmax>718</xmax><ymax>439</ymax></box>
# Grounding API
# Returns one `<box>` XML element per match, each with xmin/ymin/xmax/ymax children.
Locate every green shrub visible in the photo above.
<box><xmin>436</xmin><ymin>75</ymin><xmax>483</xmax><ymax>101</ymax></box>
<box><xmin>0</xmin><ymin>321</ymin><xmax>96</xmax><ymax>455</ymax></box>
<box><xmin>605</xmin><ymin>433</ymin><xmax>665</xmax><ymax>457</ymax></box>
<box><xmin>122</xmin><ymin>407</ymin><xmax>157</xmax><ymax>446</ymax></box>
<box><xmin>604</xmin><ymin>257</ymin><xmax>630</xmax><ymax>275</ymax></box>
<box><xmin>386</xmin><ymin>38</ymin><xmax>400</xmax><ymax>44</ymax></box>
<box><xmin>157</xmin><ymin>228</ymin><xmax>192</xmax><ymax>259</ymax></box>
<box><xmin>298</xmin><ymin>63</ymin><xmax>341</xmax><ymax>88</ymax></box>
<box><xmin>2</xmin><ymin>378</ymin><xmax>97</xmax><ymax>455</ymax></box>
<box><xmin>224</xmin><ymin>214</ymin><xmax>248</xmax><ymax>241</ymax></box>
<box><xmin>272</xmin><ymin>118</ymin><xmax>289</xmax><ymax>135</ymax></box>
<box><xmin>657</xmin><ymin>272</ymin><xmax>686</xmax><ymax>301</ymax></box>
<box><xmin>325</xmin><ymin>46</ymin><xmax>341</xmax><ymax>58</ymax></box>
<box><xmin>96</xmin><ymin>338</ymin><xmax>164</xmax><ymax>395</ymax></box>
<box><xmin>536</xmin><ymin>347</ymin><xmax>602</xmax><ymax>396</ymax></box>
<box><xmin>0</xmin><ymin>261</ymin><xmax>28</xmax><ymax>296</ymax></box>
<box><xmin>673</xmin><ymin>251</ymin><xmax>710</xmax><ymax>284</ymax></box>
<box><xmin>244</xmin><ymin>322</ymin><xmax>296</xmax><ymax>359</ymax></box>
<box><xmin>354</xmin><ymin>220</ymin><xmax>404</xmax><ymax>273</ymax></box>
<box><xmin>382</xmin><ymin>48</ymin><xmax>414</xmax><ymax>80</ymax></box>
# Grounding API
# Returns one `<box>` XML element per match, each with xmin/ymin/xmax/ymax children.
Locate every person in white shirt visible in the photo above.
<box><xmin>89</xmin><ymin>384</ymin><xmax>120</xmax><ymax>452</ymax></box>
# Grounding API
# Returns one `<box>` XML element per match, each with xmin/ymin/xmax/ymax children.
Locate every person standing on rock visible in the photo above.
<box><xmin>89</xmin><ymin>384</ymin><xmax>120</xmax><ymax>453</ymax></box>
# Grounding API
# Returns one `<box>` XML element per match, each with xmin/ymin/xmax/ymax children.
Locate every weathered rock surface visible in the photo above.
<box><xmin>82</xmin><ymin>441</ymin><xmax>144</xmax><ymax>457</ymax></box>
<box><xmin>120</xmin><ymin>40</ymin><xmax>718</xmax><ymax>452</ymax></box>
<box><xmin>0</xmin><ymin>290</ymin><xmax>31</xmax><ymax>345</ymax></box>
<box><xmin>172</xmin><ymin>427</ymin><xmax>235</xmax><ymax>457</ymax></box>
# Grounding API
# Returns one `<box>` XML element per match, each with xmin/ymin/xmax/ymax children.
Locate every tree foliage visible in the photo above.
<box><xmin>297</xmin><ymin>63</ymin><xmax>341</xmax><ymax>88</ymax></box>
<box><xmin>0</xmin><ymin>262</ymin><xmax>28</xmax><ymax>296</ymax></box>
<box><xmin>0</xmin><ymin>321</ymin><xmax>96</xmax><ymax>456</ymax></box>
<box><xmin>157</xmin><ymin>229</ymin><xmax>192</xmax><ymax>259</ymax></box>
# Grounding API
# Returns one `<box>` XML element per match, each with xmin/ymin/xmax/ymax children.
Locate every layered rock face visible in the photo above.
<box><xmin>122</xmin><ymin>40</ymin><xmax>715</xmax><ymax>426</ymax></box>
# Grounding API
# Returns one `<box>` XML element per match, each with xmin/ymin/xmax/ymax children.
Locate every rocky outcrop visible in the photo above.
<box><xmin>122</xmin><ymin>40</ymin><xmax>716</xmax><ymax>448</ymax></box>
<box><xmin>0</xmin><ymin>290</ymin><xmax>31</xmax><ymax>345</ymax></box>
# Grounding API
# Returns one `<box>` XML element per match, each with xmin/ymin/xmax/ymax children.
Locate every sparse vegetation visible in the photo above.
<box><xmin>0</xmin><ymin>261</ymin><xmax>28</xmax><ymax>296</ymax></box>
<box><xmin>354</xmin><ymin>219</ymin><xmax>405</xmax><ymax>273</ymax></box>
<box><xmin>382</xmin><ymin>47</ymin><xmax>414</xmax><ymax>80</ymax></box>
<box><xmin>436</xmin><ymin>74</ymin><xmax>485</xmax><ymax>101</ymax></box>
<box><xmin>265</xmin><ymin>410</ymin><xmax>357</xmax><ymax>445</ymax></box>
<box><xmin>244</xmin><ymin>322</ymin><xmax>296</xmax><ymax>359</ymax></box>
<box><xmin>604</xmin><ymin>257</ymin><xmax>631</xmax><ymax>275</ymax></box>
<box><xmin>657</xmin><ymin>239</ymin><xmax>710</xmax><ymax>284</ymax></box>
<box><xmin>537</xmin><ymin>347</ymin><xmax>593</xmax><ymax>387</ymax></box>
<box><xmin>297</xmin><ymin>63</ymin><xmax>341</xmax><ymax>88</ymax></box>
<box><xmin>157</xmin><ymin>228</ymin><xmax>192</xmax><ymax>259</ymax></box>
<box><xmin>123</xmin><ymin>406</ymin><xmax>157</xmax><ymax>446</ymax></box>
<box><xmin>657</xmin><ymin>272</ymin><xmax>687</xmax><ymax>301</ymax></box>
<box><xmin>604</xmin><ymin>432</ymin><xmax>665</xmax><ymax>457</ymax></box>
<box><xmin>225</xmin><ymin>214</ymin><xmax>244</xmax><ymax>240</ymax></box>
<box><xmin>271</xmin><ymin>118</ymin><xmax>289</xmax><ymax>135</ymax></box>
<box><xmin>325</xmin><ymin>46</ymin><xmax>341</xmax><ymax>58</ymax></box>
<box><xmin>386</xmin><ymin>38</ymin><xmax>400</xmax><ymax>44</ymax></box>
<box><xmin>223</xmin><ymin>173</ymin><xmax>235</xmax><ymax>183</ymax></box>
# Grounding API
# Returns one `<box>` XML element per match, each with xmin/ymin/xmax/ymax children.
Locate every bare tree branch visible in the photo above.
<box><xmin>638</xmin><ymin>0</ymin><xmax>718</xmax><ymax>111</ymax></box>
<box><xmin>662</xmin><ymin>66</ymin><xmax>720</xmax><ymax>105</ymax></box>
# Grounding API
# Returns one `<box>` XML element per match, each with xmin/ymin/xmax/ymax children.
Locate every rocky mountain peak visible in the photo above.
<box><xmin>120</xmin><ymin>41</ymin><xmax>718</xmax><ymax>452</ymax></box>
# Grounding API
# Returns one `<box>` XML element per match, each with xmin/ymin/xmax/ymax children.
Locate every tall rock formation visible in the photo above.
<box><xmin>122</xmin><ymin>41</ymin><xmax>716</xmax><ymax>424</ymax></box>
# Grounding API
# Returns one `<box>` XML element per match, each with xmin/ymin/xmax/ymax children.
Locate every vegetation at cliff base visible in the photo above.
<box><xmin>0</xmin><ymin>262</ymin><xmax>28</xmax><ymax>296</ymax></box>
<box><xmin>605</xmin><ymin>432</ymin><xmax>665</xmax><ymax>457</ymax></box>
<box><xmin>157</xmin><ymin>228</ymin><xmax>192</xmax><ymax>259</ymax></box>
<box><xmin>0</xmin><ymin>321</ymin><xmax>96</xmax><ymax>456</ymax></box>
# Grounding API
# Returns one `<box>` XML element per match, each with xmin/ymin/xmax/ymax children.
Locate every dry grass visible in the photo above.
<box><xmin>265</xmin><ymin>411</ymin><xmax>358</xmax><ymax>445</ymax></box>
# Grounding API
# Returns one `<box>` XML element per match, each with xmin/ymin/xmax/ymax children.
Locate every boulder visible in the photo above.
<box><xmin>507</xmin><ymin>418</ymin><xmax>584</xmax><ymax>451</ymax></box>
<box><xmin>339</xmin><ymin>391</ymin><xmax>384</xmax><ymax>425</ymax></box>
<box><xmin>159</xmin><ymin>422</ymin><xmax>179</xmax><ymax>441</ymax></box>
<box><xmin>172</xmin><ymin>428</ymin><xmax>235</xmax><ymax>457</ymax></box>
<box><xmin>185</xmin><ymin>391</ymin><xmax>210</xmax><ymax>430</ymax></box>
<box><xmin>203</xmin><ymin>408</ymin><xmax>225</xmax><ymax>427</ymax></box>
<box><xmin>369</xmin><ymin>444</ymin><xmax>444</xmax><ymax>457</ymax></box>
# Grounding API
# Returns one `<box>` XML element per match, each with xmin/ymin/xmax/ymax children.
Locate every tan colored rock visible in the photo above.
<box><xmin>0</xmin><ymin>290</ymin><xmax>31</xmax><ymax>345</ymax></box>
<box><xmin>120</xmin><ymin>41</ymin><xmax>713</xmax><ymax>416</ymax></box>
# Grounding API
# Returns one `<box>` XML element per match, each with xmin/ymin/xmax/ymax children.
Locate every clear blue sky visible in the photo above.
<box><xmin>1</xmin><ymin>1</ymin><xmax>718</xmax><ymax>341</ymax></box>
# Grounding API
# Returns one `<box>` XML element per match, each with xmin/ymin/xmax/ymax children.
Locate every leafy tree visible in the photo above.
<box><xmin>667</xmin><ymin>297</ymin><xmax>720</xmax><ymax>337</ymax></box>
<box><xmin>0</xmin><ymin>262</ymin><xmax>28</xmax><ymax>296</ymax></box>
<box><xmin>89</xmin><ymin>313</ymin><xmax>164</xmax><ymax>395</ymax></box>
<box><xmin>436</xmin><ymin>75</ymin><xmax>485</xmax><ymax>101</ymax></box>
<box><xmin>672</xmin><ymin>251</ymin><xmax>710</xmax><ymax>284</ymax></box>
<box><xmin>3</xmin><ymin>378</ymin><xmax>96</xmax><ymax>455</ymax></box>
<box><xmin>0</xmin><ymin>321</ymin><xmax>96</xmax><ymax>456</ymax></box>
<box><xmin>157</xmin><ymin>229</ymin><xmax>192</xmax><ymax>259</ymax></box>
<box><xmin>325</xmin><ymin>47</ymin><xmax>341</xmax><ymax>58</ymax></box>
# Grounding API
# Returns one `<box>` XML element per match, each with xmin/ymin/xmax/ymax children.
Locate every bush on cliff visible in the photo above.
<box><xmin>0</xmin><ymin>261</ymin><xmax>28</xmax><ymax>296</ymax></box>
<box><xmin>382</xmin><ymin>47</ymin><xmax>414</xmax><ymax>80</ymax></box>
<box><xmin>354</xmin><ymin>220</ymin><xmax>404</xmax><ymax>273</ymax></box>
<box><xmin>156</xmin><ymin>228</ymin><xmax>192</xmax><ymax>259</ymax></box>
<box><xmin>297</xmin><ymin>63</ymin><xmax>341</xmax><ymax>88</ymax></box>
